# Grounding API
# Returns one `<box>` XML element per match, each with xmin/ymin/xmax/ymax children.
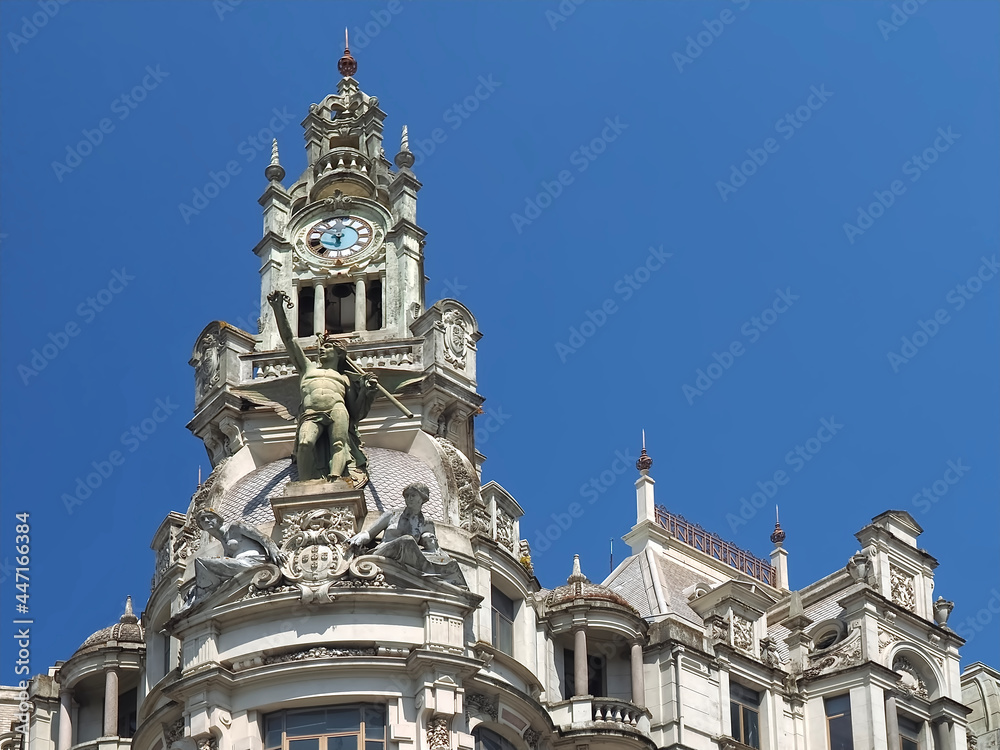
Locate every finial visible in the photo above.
<box><xmin>338</xmin><ymin>28</ymin><xmax>358</xmax><ymax>77</ymax></box>
<box><xmin>120</xmin><ymin>595</ymin><xmax>138</xmax><ymax>624</ymax></box>
<box><xmin>567</xmin><ymin>554</ymin><xmax>588</xmax><ymax>584</ymax></box>
<box><xmin>265</xmin><ymin>139</ymin><xmax>285</xmax><ymax>182</ymax></box>
<box><xmin>636</xmin><ymin>429</ymin><xmax>653</xmax><ymax>472</ymax></box>
<box><xmin>395</xmin><ymin>124</ymin><xmax>415</xmax><ymax>169</ymax></box>
<box><xmin>770</xmin><ymin>504</ymin><xmax>786</xmax><ymax>546</ymax></box>
<box><xmin>198</xmin><ymin>465</ymin><xmax>202</xmax><ymax>487</ymax></box>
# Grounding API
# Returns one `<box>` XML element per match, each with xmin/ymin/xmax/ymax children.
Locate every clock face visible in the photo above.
<box><xmin>307</xmin><ymin>216</ymin><xmax>375</xmax><ymax>259</ymax></box>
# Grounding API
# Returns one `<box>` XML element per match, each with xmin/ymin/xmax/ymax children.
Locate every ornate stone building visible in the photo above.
<box><xmin>6</xmin><ymin>48</ymin><xmax>998</xmax><ymax>750</ymax></box>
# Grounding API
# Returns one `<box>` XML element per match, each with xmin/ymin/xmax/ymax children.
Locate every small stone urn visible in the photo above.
<box><xmin>848</xmin><ymin>551</ymin><xmax>870</xmax><ymax>584</ymax></box>
<box><xmin>933</xmin><ymin>596</ymin><xmax>954</xmax><ymax>628</ymax></box>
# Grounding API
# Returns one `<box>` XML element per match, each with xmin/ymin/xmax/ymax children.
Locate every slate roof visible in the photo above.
<box><xmin>214</xmin><ymin>447</ymin><xmax>445</xmax><ymax>526</ymax></box>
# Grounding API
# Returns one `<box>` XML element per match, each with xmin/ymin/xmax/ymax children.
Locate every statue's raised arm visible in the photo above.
<box><xmin>267</xmin><ymin>291</ymin><xmax>308</xmax><ymax>374</ymax></box>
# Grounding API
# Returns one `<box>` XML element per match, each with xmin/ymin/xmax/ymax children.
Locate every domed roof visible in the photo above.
<box><xmin>77</xmin><ymin>597</ymin><xmax>143</xmax><ymax>652</ymax></box>
<box><xmin>546</xmin><ymin>555</ymin><xmax>638</xmax><ymax>613</ymax></box>
<box><xmin>214</xmin><ymin>447</ymin><xmax>445</xmax><ymax>526</ymax></box>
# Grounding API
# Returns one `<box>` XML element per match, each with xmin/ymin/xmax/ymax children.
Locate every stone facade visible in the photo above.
<box><xmin>6</xmin><ymin>51</ymin><xmax>998</xmax><ymax>750</ymax></box>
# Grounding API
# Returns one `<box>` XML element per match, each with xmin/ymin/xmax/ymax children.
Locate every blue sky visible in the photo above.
<box><xmin>1</xmin><ymin>1</ymin><xmax>997</xmax><ymax>678</ymax></box>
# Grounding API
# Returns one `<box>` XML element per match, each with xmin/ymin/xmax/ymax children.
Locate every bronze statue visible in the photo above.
<box><xmin>267</xmin><ymin>290</ymin><xmax>379</xmax><ymax>485</ymax></box>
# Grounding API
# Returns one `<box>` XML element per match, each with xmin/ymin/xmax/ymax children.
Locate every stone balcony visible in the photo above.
<box><xmin>548</xmin><ymin>696</ymin><xmax>654</xmax><ymax>749</ymax></box>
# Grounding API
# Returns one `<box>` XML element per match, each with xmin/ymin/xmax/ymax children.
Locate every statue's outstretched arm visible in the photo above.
<box><xmin>267</xmin><ymin>291</ymin><xmax>308</xmax><ymax>373</ymax></box>
<box><xmin>348</xmin><ymin>511</ymin><xmax>393</xmax><ymax>548</ymax></box>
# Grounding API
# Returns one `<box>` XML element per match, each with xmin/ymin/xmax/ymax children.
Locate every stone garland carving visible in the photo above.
<box><xmin>263</xmin><ymin>646</ymin><xmax>378</xmax><ymax>664</ymax></box>
<box><xmin>709</xmin><ymin>616</ymin><xmax>729</xmax><ymax>645</ymax></box>
<box><xmin>495</xmin><ymin>507</ymin><xmax>515</xmax><ymax>551</ymax></box>
<box><xmin>890</xmin><ymin>564</ymin><xmax>916</xmax><ymax>611</ymax></box>
<box><xmin>164</xmin><ymin>718</ymin><xmax>184</xmax><ymax>748</ymax></box>
<box><xmin>522</xmin><ymin>729</ymin><xmax>540</xmax><ymax>749</ymax></box>
<box><xmin>732</xmin><ymin>615</ymin><xmax>754</xmax><ymax>653</ymax></box>
<box><xmin>436</xmin><ymin>437</ymin><xmax>490</xmax><ymax>534</ymax></box>
<box><xmin>192</xmin><ymin>332</ymin><xmax>223</xmax><ymax>399</ymax></box>
<box><xmin>893</xmin><ymin>656</ymin><xmax>929</xmax><ymax>699</ymax></box>
<box><xmin>466</xmin><ymin>693</ymin><xmax>499</xmax><ymax>722</ymax></box>
<box><xmin>442</xmin><ymin>309</ymin><xmax>468</xmax><ymax>369</ymax></box>
<box><xmin>426</xmin><ymin>716</ymin><xmax>451</xmax><ymax>750</ymax></box>
<box><xmin>968</xmin><ymin>728</ymin><xmax>978</xmax><ymax>748</ymax></box>
<box><xmin>195</xmin><ymin>737</ymin><xmax>218</xmax><ymax>750</ymax></box>
<box><xmin>153</xmin><ymin>539</ymin><xmax>171</xmax><ymax>589</ymax></box>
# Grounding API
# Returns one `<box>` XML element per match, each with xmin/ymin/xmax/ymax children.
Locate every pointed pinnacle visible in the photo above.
<box><xmin>395</xmin><ymin>124</ymin><xmax>415</xmax><ymax>169</ymax></box>
<box><xmin>265</xmin><ymin>138</ymin><xmax>285</xmax><ymax>182</ymax></box>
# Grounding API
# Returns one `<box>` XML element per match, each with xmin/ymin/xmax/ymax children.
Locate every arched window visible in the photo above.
<box><xmin>264</xmin><ymin>705</ymin><xmax>386</xmax><ymax>750</ymax></box>
<box><xmin>473</xmin><ymin>727</ymin><xmax>517</xmax><ymax>750</ymax></box>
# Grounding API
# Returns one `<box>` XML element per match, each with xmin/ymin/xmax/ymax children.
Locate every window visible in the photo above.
<box><xmin>473</xmin><ymin>727</ymin><xmax>515</xmax><ymax>750</ymax></box>
<box><xmin>264</xmin><ymin>705</ymin><xmax>386</xmax><ymax>750</ymax></box>
<box><xmin>729</xmin><ymin>683</ymin><xmax>760</xmax><ymax>749</ymax></box>
<box><xmin>491</xmin><ymin>586</ymin><xmax>515</xmax><ymax>656</ymax></box>
<box><xmin>898</xmin><ymin>716</ymin><xmax>921</xmax><ymax>750</ymax></box>
<box><xmin>825</xmin><ymin>695</ymin><xmax>853</xmax><ymax>750</ymax></box>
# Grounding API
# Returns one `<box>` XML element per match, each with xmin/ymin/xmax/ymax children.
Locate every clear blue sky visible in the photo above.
<box><xmin>1</xmin><ymin>1</ymin><xmax>997</xmax><ymax>678</ymax></box>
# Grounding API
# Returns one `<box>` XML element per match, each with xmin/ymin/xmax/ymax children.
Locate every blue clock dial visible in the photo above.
<box><xmin>307</xmin><ymin>216</ymin><xmax>374</xmax><ymax>259</ymax></box>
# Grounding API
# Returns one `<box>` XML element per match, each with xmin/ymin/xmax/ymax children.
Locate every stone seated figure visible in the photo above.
<box><xmin>186</xmin><ymin>509</ymin><xmax>282</xmax><ymax>604</ymax></box>
<box><xmin>348</xmin><ymin>483</ymin><xmax>466</xmax><ymax>588</ymax></box>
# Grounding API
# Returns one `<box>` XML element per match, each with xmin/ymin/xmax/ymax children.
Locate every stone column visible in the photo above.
<box><xmin>885</xmin><ymin>694</ymin><xmax>900</xmax><ymax>750</ymax></box>
<box><xmin>291</xmin><ymin>286</ymin><xmax>299</xmax><ymax>337</ymax></box>
<box><xmin>355</xmin><ymin>278</ymin><xmax>367</xmax><ymax>332</ymax></box>
<box><xmin>630</xmin><ymin>641</ymin><xmax>645</xmax><ymax>706</ymax></box>
<box><xmin>313</xmin><ymin>281</ymin><xmax>326</xmax><ymax>335</ymax></box>
<box><xmin>103</xmin><ymin>669</ymin><xmax>119</xmax><ymax>737</ymax></box>
<box><xmin>574</xmin><ymin>628</ymin><xmax>589</xmax><ymax>697</ymax></box>
<box><xmin>58</xmin><ymin>689</ymin><xmax>73</xmax><ymax>750</ymax></box>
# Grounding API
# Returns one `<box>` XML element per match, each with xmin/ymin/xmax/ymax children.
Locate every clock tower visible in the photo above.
<box><xmin>187</xmin><ymin>42</ymin><xmax>485</xmax><ymax>474</ymax></box>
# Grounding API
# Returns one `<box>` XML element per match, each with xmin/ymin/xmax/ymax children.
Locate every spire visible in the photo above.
<box><xmin>338</xmin><ymin>28</ymin><xmax>358</xmax><ymax>78</ymax></box>
<box><xmin>120</xmin><ymin>595</ymin><xmax>138</xmax><ymax>625</ymax></box>
<box><xmin>636</xmin><ymin>429</ymin><xmax>653</xmax><ymax>473</ymax></box>
<box><xmin>567</xmin><ymin>554</ymin><xmax>588</xmax><ymax>584</ymax></box>
<box><xmin>395</xmin><ymin>125</ymin><xmax>415</xmax><ymax>169</ymax></box>
<box><xmin>265</xmin><ymin>139</ymin><xmax>285</xmax><ymax>182</ymax></box>
<box><xmin>770</xmin><ymin>504</ymin><xmax>786</xmax><ymax>546</ymax></box>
